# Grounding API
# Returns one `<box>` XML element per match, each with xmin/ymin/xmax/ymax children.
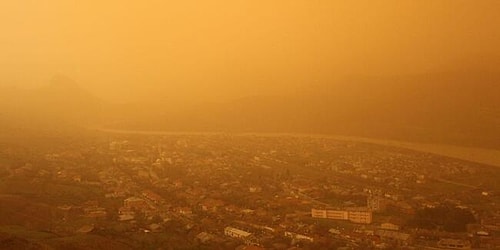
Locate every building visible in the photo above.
<box><xmin>118</xmin><ymin>206</ymin><xmax>135</xmax><ymax>218</ymax></box>
<box><xmin>178</xmin><ymin>207</ymin><xmax>193</xmax><ymax>216</ymax></box>
<box><xmin>200</xmin><ymin>198</ymin><xmax>225</xmax><ymax>213</ymax></box>
<box><xmin>380</xmin><ymin>222</ymin><xmax>400</xmax><ymax>231</ymax></box>
<box><xmin>311</xmin><ymin>207</ymin><xmax>372</xmax><ymax>224</ymax></box>
<box><xmin>375</xmin><ymin>230</ymin><xmax>412</xmax><ymax>246</ymax></box>
<box><xmin>390</xmin><ymin>201</ymin><xmax>415</xmax><ymax>214</ymax></box>
<box><xmin>311</xmin><ymin>208</ymin><xmax>327</xmax><ymax>218</ymax></box>
<box><xmin>196</xmin><ymin>232</ymin><xmax>215</xmax><ymax>244</ymax></box>
<box><xmin>437</xmin><ymin>238</ymin><xmax>471</xmax><ymax>249</ymax></box>
<box><xmin>284</xmin><ymin>231</ymin><xmax>314</xmax><ymax>243</ymax></box>
<box><xmin>312</xmin><ymin>208</ymin><xmax>348</xmax><ymax>220</ymax></box>
<box><xmin>142</xmin><ymin>190</ymin><xmax>165</xmax><ymax>204</ymax></box>
<box><xmin>328</xmin><ymin>210</ymin><xmax>350</xmax><ymax>220</ymax></box>
<box><xmin>83</xmin><ymin>206</ymin><xmax>107</xmax><ymax>218</ymax></box>
<box><xmin>347</xmin><ymin>208</ymin><xmax>373</xmax><ymax>224</ymax></box>
<box><xmin>124</xmin><ymin>197</ymin><xmax>150</xmax><ymax>210</ymax></box>
<box><xmin>225</xmin><ymin>227</ymin><xmax>252</xmax><ymax>240</ymax></box>
<box><xmin>368</xmin><ymin>196</ymin><xmax>387</xmax><ymax>212</ymax></box>
<box><xmin>224</xmin><ymin>226</ymin><xmax>261</xmax><ymax>246</ymax></box>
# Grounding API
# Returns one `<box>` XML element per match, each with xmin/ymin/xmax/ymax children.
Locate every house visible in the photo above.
<box><xmin>76</xmin><ymin>224</ymin><xmax>95</xmax><ymax>234</ymax></box>
<box><xmin>142</xmin><ymin>190</ymin><xmax>165</xmax><ymax>204</ymax></box>
<box><xmin>178</xmin><ymin>207</ymin><xmax>193</xmax><ymax>216</ymax></box>
<box><xmin>249</xmin><ymin>186</ymin><xmax>262</xmax><ymax>193</ymax></box>
<box><xmin>284</xmin><ymin>231</ymin><xmax>314</xmax><ymax>243</ymax></box>
<box><xmin>368</xmin><ymin>196</ymin><xmax>388</xmax><ymax>212</ymax></box>
<box><xmin>83</xmin><ymin>206</ymin><xmax>107</xmax><ymax>218</ymax></box>
<box><xmin>375</xmin><ymin>230</ymin><xmax>412</xmax><ymax>246</ymax></box>
<box><xmin>196</xmin><ymin>232</ymin><xmax>215</xmax><ymax>244</ymax></box>
<box><xmin>118</xmin><ymin>204</ymin><xmax>135</xmax><ymax>220</ymax></box>
<box><xmin>225</xmin><ymin>227</ymin><xmax>252</xmax><ymax>239</ymax></box>
<box><xmin>437</xmin><ymin>238</ymin><xmax>471</xmax><ymax>249</ymax></box>
<box><xmin>236</xmin><ymin>245</ymin><xmax>265</xmax><ymax>250</ymax></box>
<box><xmin>380</xmin><ymin>222</ymin><xmax>400</xmax><ymax>231</ymax></box>
<box><xmin>124</xmin><ymin>197</ymin><xmax>148</xmax><ymax>208</ymax></box>
<box><xmin>200</xmin><ymin>198</ymin><xmax>225</xmax><ymax>212</ymax></box>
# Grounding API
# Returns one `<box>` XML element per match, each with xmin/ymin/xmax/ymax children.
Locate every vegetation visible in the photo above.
<box><xmin>406</xmin><ymin>205</ymin><xmax>475</xmax><ymax>232</ymax></box>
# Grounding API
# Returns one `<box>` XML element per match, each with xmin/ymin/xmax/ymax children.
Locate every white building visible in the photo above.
<box><xmin>224</xmin><ymin>227</ymin><xmax>252</xmax><ymax>239</ymax></box>
<box><xmin>284</xmin><ymin>232</ymin><xmax>314</xmax><ymax>243</ymax></box>
<box><xmin>347</xmin><ymin>207</ymin><xmax>373</xmax><ymax>224</ymax></box>
<box><xmin>437</xmin><ymin>238</ymin><xmax>471</xmax><ymax>249</ymax></box>
<box><xmin>380</xmin><ymin>222</ymin><xmax>400</xmax><ymax>231</ymax></box>
<box><xmin>368</xmin><ymin>196</ymin><xmax>387</xmax><ymax>212</ymax></box>
<box><xmin>311</xmin><ymin>207</ymin><xmax>372</xmax><ymax>224</ymax></box>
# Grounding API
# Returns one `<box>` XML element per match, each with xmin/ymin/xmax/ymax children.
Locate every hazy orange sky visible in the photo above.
<box><xmin>1</xmin><ymin>0</ymin><xmax>499</xmax><ymax>102</ymax></box>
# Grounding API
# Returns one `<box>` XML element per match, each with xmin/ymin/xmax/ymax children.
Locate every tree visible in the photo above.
<box><xmin>406</xmin><ymin>205</ymin><xmax>475</xmax><ymax>232</ymax></box>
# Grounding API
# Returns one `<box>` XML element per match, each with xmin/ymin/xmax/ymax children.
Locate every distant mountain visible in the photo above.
<box><xmin>1</xmin><ymin>71</ymin><xmax>499</xmax><ymax>149</ymax></box>
<box><xmin>110</xmin><ymin>71</ymin><xmax>500</xmax><ymax>148</ymax></box>
<box><xmin>0</xmin><ymin>75</ymin><xmax>105</xmax><ymax>135</ymax></box>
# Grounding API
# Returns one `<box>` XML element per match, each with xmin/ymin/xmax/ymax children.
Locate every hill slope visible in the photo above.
<box><xmin>112</xmin><ymin>71</ymin><xmax>500</xmax><ymax>148</ymax></box>
<box><xmin>1</xmin><ymin>72</ymin><xmax>499</xmax><ymax>148</ymax></box>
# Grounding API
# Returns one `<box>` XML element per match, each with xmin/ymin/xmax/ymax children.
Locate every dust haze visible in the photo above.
<box><xmin>0</xmin><ymin>1</ymin><xmax>500</xmax><ymax>249</ymax></box>
<box><xmin>1</xmin><ymin>1</ymin><xmax>500</xmax><ymax>101</ymax></box>
<box><xmin>1</xmin><ymin>0</ymin><xmax>500</xmax><ymax>147</ymax></box>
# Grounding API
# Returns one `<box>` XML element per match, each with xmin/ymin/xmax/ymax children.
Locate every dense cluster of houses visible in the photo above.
<box><xmin>5</xmin><ymin>134</ymin><xmax>498</xmax><ymax>249</ymax></box>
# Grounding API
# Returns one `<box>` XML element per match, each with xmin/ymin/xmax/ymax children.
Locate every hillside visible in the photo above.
<box><xmin>0</xmin><ymin>75</ymin><xmax>105</xmax><ymax>136</ymax></box>
<box><xmin>112</xmin><ymin>71</ymin><xmax>500</xmax><ymax>148</ymax></box>
<box><xmin>1</xmin><ymin>71</ymin><xmax>499</xmax><ymax>149</ymax></box>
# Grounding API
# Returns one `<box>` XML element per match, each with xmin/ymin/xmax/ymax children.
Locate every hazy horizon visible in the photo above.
<box><xmin>1</xmin><ymin>0</ymin><xmax>500</xmax><ymax>148</ymax></box>
<box><xmin>1</xmin><ymin>1</ymin><xmax>500</xmax><ymax>103</ymax></box>
<box><xmin>2</xmin><ymin>2</ymin><xmax>500</xmax><ymax>249</ymax></box>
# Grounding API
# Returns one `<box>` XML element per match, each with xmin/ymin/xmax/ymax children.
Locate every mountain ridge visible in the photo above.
<box><xmin>1</xmin><ymin>71</ymin><xmax>499</xmax><ymax>148</ymax></box>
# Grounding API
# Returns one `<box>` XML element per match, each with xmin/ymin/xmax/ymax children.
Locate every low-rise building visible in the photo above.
<box><xmin>178</xmin><ymin>207</ymin><xmax>193</xmax><ymax>216</ymax></box>
<box><xmin>437</xmin><ymin>238</ymin><xmax>471</xmax><ymax>249</ymax></box>
<box><xmin>347</xmin><ymin>207</ymin><xmax>372</xmax><ymax>224</ymax></box>
<box><xmin>375</xmin><ymin>230</ymin><xmax>412</xmax><ymax>246</ymax></box>
<box><xmin>124</xmin><ymin>197</ymin><xmax>150</xmax><ymax>210</ymax></box>
<box><xmin>312</xmin><ymin>207</ymin><xmax>372</xmax><ymax>224</ymax></box>
<box><xmin>368</xmin><ymin>196</ymin><xmax>388</xmax><ymax>212</ymax></box>
<box><xmin>225</xmin><ymin>226</ymin><xmax>252</xmax><ymax>239</ymax></box>
<box><xmin>284</xmin><ymin>231</ymin><xmax>314</xmax><ymax>243</ymax></box>
<box><xmin>380</xmin><ymin>222</ymin><xmax>400</xmax><ymax>231</ymax></box>
<box><xmin>142</xmin><ymin>190</ymin><xmax>165</xmax><ymax>204</ymax></box>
